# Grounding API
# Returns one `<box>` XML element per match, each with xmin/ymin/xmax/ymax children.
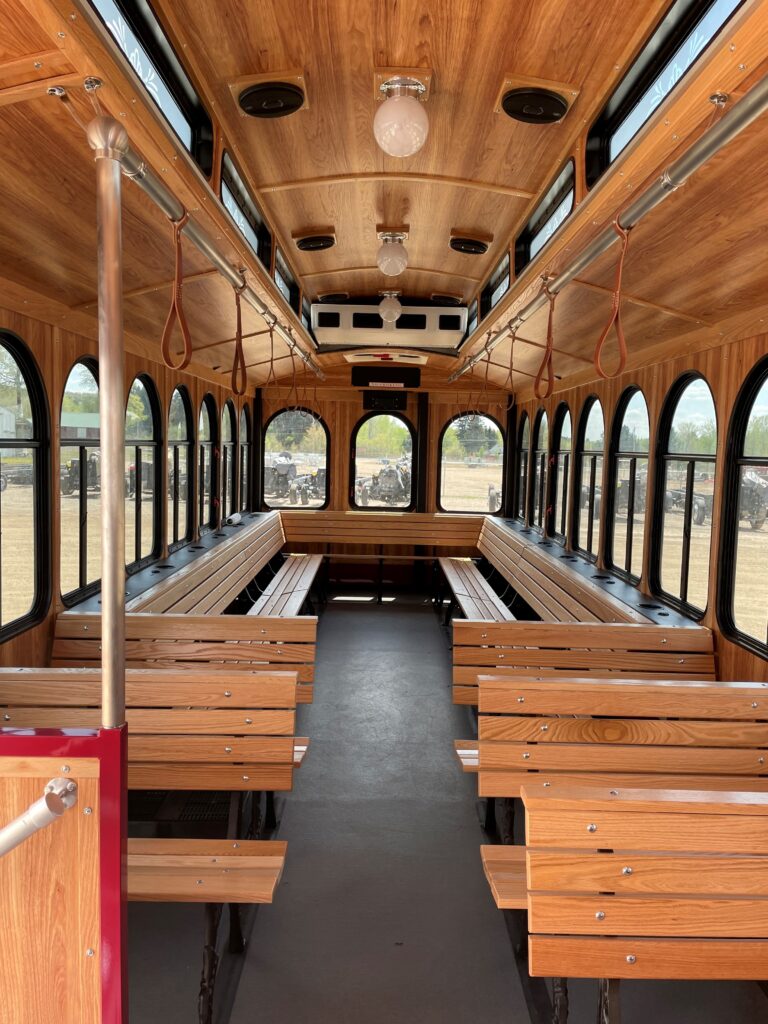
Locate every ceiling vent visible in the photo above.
<box><xmin>294</xmin><ymin>233</ymin><xmax>336</xmax><ymax>252</ymax></box>
<box><xmin>450</xmin><ymin>237</ymin><xmax>489</xmax><ymax>255</ymax></box>
<box><xmin>319</xmin><ymin>292</ymin><xmax>349</xmax><ymax>302</ymax></box>
<box><xmin>238</xmin><ymin>81</ymin><xmax>305</xmax><ymax>118</ymax></box>
<box><xmin>311</xmin><ymin>302</ymin><xmax>467</xmax><ymax>351</ymax></box>
<box><xmin>501</xmin><ymin>87</ymin><xmax>568</xmax><ymax>124</ymax></box>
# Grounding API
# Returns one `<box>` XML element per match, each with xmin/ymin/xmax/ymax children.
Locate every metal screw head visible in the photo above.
<box><xmin>224</xmin><ymin>690</ymin><xmax>232</xmax><ymax>698</ymax></box>
<box><xmin>622</xmin><ymin>866</ymin><xmax>633</xmax><ymax>876</ymax></box>
<box><xmin>626</xmin><ymin>954</ymin><xmax>636</xmax><ymax>965</ymax></box>
<box><xmin>752</xmin><ymin>702</ymin><xmax>758</xmax><ymax>709</ymax></box>
<box><xmin>522</xmin><ymin>752</ymin><xmax>531</xmax><ymax>760</ymax></box>
<box><xmin>57</xmin><ymin>30</ymin><xmax>66</xmax><ymax>38</ymax></box>
<box><xmin>84</xmin><ymin>807</ymin><xmax>93</xmax><ymax>815</ymax></box>
<box><xmin>86</xmin><ymin>948</ymin><xmax>95</xmax><ymax>958</ymax></box>
<box><xmin>595</xmin><ymin>911</ymin><xmax>605</xmax><ymax>921</ymax></box>
<box><xmin>33</xmin><ymin>61</ymin><xmax>43</xmax><ymax>69</ymax></box>
<box><xmin>610</xmin><ymin>790</ymin><xmax>619</xmax><ymax>797</ymax></box>
<box><xmin>543</xmin><ymin>781</ymin><xmax>551</xmax><ymax>787</ymax></box>
<box><xmin>587</xmin><ymin>823</ymin><xmax>598</xmax><ymax>833</ymax></box>
<box><xmin>517</xmin><ymin>696</ymin><xmax>525</xmax><ymax>704</ymax></box>
<box><xmin>3</xmin><ymin>714</ymin><xmax>9</xmax><ymax>721</ymax></box>
<box><xmin>84</xmin><ymin>76</ymin><xmax>103</xmax><ymax>92</ymax></box>
<box><xmin>540</xmin><ymin>724</ymin><xmax>549</xmax><ymax>732</ymax></box>
<box><xmin>242</xmin><ymin>775</ymin><xmax>249</xmax><ymax>781</ymax></box>
<box><xmin>47</xmin><ymin>85</ymin><xmax>67</xmax><ymax>97</ymax></box>
<box><xmin>61</xmin><ymin>765</ymin><xmax>70</xmax><ymax>773</ymax></box>
<box><xmin>196</xmin><ymin>879</ymin><xmax>203</xmax><ymax>885</ymax></box>
<box><xmin>245</xmin><ymin>718</ymin><xmax>253</xmax><ymax>725</ymax></box>
<box><xmin>225</xmin><ymin>746</ymin><xmax>232</xmax><ymax>754</ymax></box>
<box><xmin>759</xmin><ymin>757</ymin><xmax>765</xmax><ymax>765</ymax></box>
<box><xmin>709</xmin><ymin>92</ymin><xmax>729</xmax><ymax>107</ymax></box>
<box><xmin>232</xmin><ymin>842</ymin><xmax>239</xmax><ymax>848</ymax></box>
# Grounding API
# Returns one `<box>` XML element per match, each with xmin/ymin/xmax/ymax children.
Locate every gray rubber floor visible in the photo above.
<box><xmin>129</xmin><ymin>592</ymin><xmax>767</xmax><ymax>1023</ymax></box>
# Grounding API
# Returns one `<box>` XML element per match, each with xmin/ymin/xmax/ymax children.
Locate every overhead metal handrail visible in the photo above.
<box><xmin>449</xmin><ymin>73</ymin><xmax>768</xmax><ymax>382</ymax></box>
<box><xmin>0</xmin><ymin>778</ymin><xmax>78</xmax><ymax>859</ymax></box>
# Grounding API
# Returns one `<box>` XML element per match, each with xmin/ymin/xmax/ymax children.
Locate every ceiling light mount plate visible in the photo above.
<box><xmin>377</xmin><ymin>228</ymin><xmax>409</xmax><ymax>243</ymax></box>
<box><xmin>374</xmin><ymin>67</ymin><xmax>432</xmax><ymax>103</ymax></box>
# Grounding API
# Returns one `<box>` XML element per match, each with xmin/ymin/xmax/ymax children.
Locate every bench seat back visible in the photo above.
<box><xmin>281</xmin><ymin>510</ymin><xmax>482</xmax><ymax>551</ymax></box>
<box><xmin>523</xmin><ymin>785</ymin><xmax>768</xmax><ymax>980</ymax></box>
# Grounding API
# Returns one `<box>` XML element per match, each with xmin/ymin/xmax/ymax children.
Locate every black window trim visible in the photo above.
<box><xmin>515</xmin><ymin>159</ymin><xmax>576</xmax><ymax>277</ymax></box>
<box><xmin>221</xmin><ymin>150</ymin><xmax>274</xmax><ymax>273</ymax></box>
<box><xmin>274</xmin><ymin>248</ymin><xmax>301</xmax><ymax>314</ymax></box>
<box><xmin>167</xmin><ymin>383</ymin><xmax>194</xmax><ymax>554</ymax></box>
<box><xmin>718</xmin><ymin>354</ymin><xmax>768</xmax><ymax>660</ymax></box>
<box><xmin>0</xmin><ymin>330</ymin><xmax>51</xmax><ymax>638</ymax></box>
<box><xmin>198</xmin><ymin>392</ymin><xmax>219</xmax><ymax>533</ymax></box>
<box><xmin>262</xmin><ymin>407</ymin><xmax>330</xmax><ymax>512</ymax></box>
<box><xmin>239</xmin><ymin>404</ymin><xmax>252</xmax><ymax>513</ymax></box>
<box><xmin>220</xmin><ymin>399</ymin><xmax>238</xmax><ymax>521</ymax></box>
<box><xmin>349</xmin><ymin>410</ymin><xmax>416</xmax><ymax>512</ymax></box>
<box><xmin>514</xmin><ymin>411</ymin><xmax>530</xmax><ymax>523</ymax></box>
<box><xmin>605</xmin><ymin>386</ymin><xmax>650</xmax><ymax>585</ymax></box>
<box><xmin>650</xmin><ymin>371</ymin><xmax>717</xmax><ymax>620</ymax></box>
<box><xmin>125</xmin><ymin>373</ymin><xmax>163</xmax><ymax>574</ymax></box>
<box><xmin>435</xmin><ymin>411</ymin><xmax>506</xmax><ymax>515</ymax></box>
<box><xmin>479</xmin><ymin>251</ymin><xmax>511</xmax><ymax>323</ymax></box>
<box><xmin>550</xmin><ymin>401</ymin><xmax>572</xmax><ymax>544</ymax></box>
<box><xmin>572</xmin><ymin>395</ymin><xmax>605</xmax><ymax>563</ymax></box>
<box><xmin>529</xmin><ymin>407</ymin><xmax>550</xmax><ymax>531</ymax></box>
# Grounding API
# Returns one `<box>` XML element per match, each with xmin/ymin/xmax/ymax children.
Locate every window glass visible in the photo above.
<box><xmin>439</xmin><ymin>414</ymin><xmax>504</xmax><ymax>512</ymax></box>
<box><xmin>221</xmin><ymin>152</ymin><xmax>272</xmax><ymax>269</ymax></box>
<box><xmin>730</xmin><ymin>376</ymin><xmax>768</xmax><ymax>643</ymax></box>
<box><xmin>167</xmin><ymin>386</ymin><xmax>192</xmax><ymax>548</ymax></box>
<box><xmin>239</xmin><ymin>406</ymin><xmax>251</xmax><ymax>512</ymax></box>
<box><xmin>125</xmin><ymin>377</ymin><xmax>159</xmax><ymax>568</ymax></box>
<box><xmin>60</xmin><ymin>362</ymin><xmax>101</xmax><ymax>598</ymax></box>
<box><xmin>575</xmin><ymin>399</ymin><xmax>604</xmax><ymax>558</ymax></box>
<box><xmin>264</xmin><ymin>409</ymin><xmax>328</xmax><ymax>508</ymax></box>
<box><xmin>531</xmin><ymin>411</ymin><xmax>549</xmax><ymax>529</ymax></box>
<box><xmin>352</xmin><ymin>414</ymin><xmax>413</xmax><ymax>509</ymax></box>
<box><xmin>465</xmin><ymin>298</ymin><xmax>478</xmax><ymax>340</ymax></box>
<box><xmin>198</xmin><ymin>396</ymin><xmax>217</xmax><ymax>529</ymax></box>
<box><xmin>274</xmin><ymin>249</ymin><xmax>300</xmax><ymax>311</ymax></box>
<box><xmin>610</xmin><ymin>390</ymin><xmax>650</xmax><ymax>581</ymax></box>
<box><xmin>220</xmin><ymin>401</ymin><xmax>237</xmax><ymax>519</ymax></box>
<box><xmin>658</xmin><ymin>377</ymin><xmax>716</xmax><ymax>612</ymax></box>
<box><xmin>552</xmin><ymin>407</ymin><xmax>572</xmax><ymax>541</ymax></box>
<box><xmin>481</xmin><ymin>253</ymin><xmax>510</xmax><ymax>320</ymax></box>
<box><xmin>517</xmin><ymin>161</ymin><xmax>576</xmax><ymax>274</ymax></box>
<box><xmin>0</xmin><ymin>339</ymin><xmax>40</xmax><ymax>627</ymax></box>
<box><xmin>516</xmin><ymin>414</ymin><xmax>530</xmax><ymax>520</ymax></box>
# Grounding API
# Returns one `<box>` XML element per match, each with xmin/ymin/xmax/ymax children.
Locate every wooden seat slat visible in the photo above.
<box><xmin>439</xmin><ymin>557</ymin><xmax>515</xmax><ymax>622</ymax></box>
<box><xmin>281</xmin><ymin>510</ymin><xmax>482</xmax><ymax>549</ymax></box>
<box><xmin>480</xmin><ymin>845</ymin><xmax>527</xmax><ymax>909</ymax></box>
<box><xmin>248</xmin><ymin>553</ymin><xmax>322</xmax><ymax>617</ymax></box>
<box><xmin>128</xmin><ymin>764</ymin><xmax>293</xmax><ymax>790</ymax></box>
<box><xmin>479</xmin><ymin>771</ymin><xmax>768</xmax><ymax>797</ymax></box>
<box><xmin>0</xmin><ymin>708</ymin><xmax>296</xmax><ymax>734</ymax></box>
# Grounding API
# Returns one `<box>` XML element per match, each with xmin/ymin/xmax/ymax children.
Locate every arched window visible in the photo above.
<box><xmin>654</xmin><ymin>375</ymin><xmax>717</xmax><ymax>614</ymax></box>
<box><xmin>438</xmin><ymin>413</ymin><xmax>504</xmax><ymax>513</ymax></box>
<box><xmin>531</xmin><ymin>410</ymin><xmax>549</xmax><ymax>529</ymax></box>
<box><xmin>574</xmin><ymin>398</ymin><xmax>605</xmax><ymax>559</ymax></box>
<box><xmin>721</xmin><ymin>359</ymin><xmax>768</xmax><ymax>650</ymax></box>
<box><xmin>608</xmin><ymin>389</ymin><xmax>650</xmax><ymax>582</ymax></box>
<box><xmin>125</xmin><ymin>376</ymin><xmax>161</xmax><ymax>569</ymax></box>
<box><xmin>60</xmin><ymin>360</ymin><xmax>100</xmax><ymax>599</ymax></box>
<box><xmin>167</xmin><ymin>386</ymin><xmax>193</xmax><ymax>550</ymax></box>
<box><xmin>0</xmin><ymin>333</ymin><xmax>48</xmax><ymax>633</ymax></box>
<box><xmin>551</xmin><ymin>404</ymin><xmax>572</xmax><ymax>542</ymax></box>
<box><xmin>220</xmin><ymin>400</ymin><xmax>237</xmax><ymax>520</ymax></box>
<box><xmin>515</xmin><ymin>413</ymin><xmax>530</xmax><ymax>520</ymax></box>
<box><xmin>239</xmin><ymin>406</ymin><xmax>251</xmax><ymax>512</ymax></box>
<box><xmin>350</xmin><ymin>412</ymin><xmax>414</xmax><ymax>510</ymax></box>
<box><xmin>198</xmin><ymin>394</ymin><xmax>218</xmax><ymax>531</ymax></box>
<box><xmin>264</xmin><ymin>408</ymin><xmax>329</xmax><ymax>508</ymax></box>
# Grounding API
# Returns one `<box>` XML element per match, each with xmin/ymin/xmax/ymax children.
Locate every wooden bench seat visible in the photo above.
<box><xmin>281</xmin><ymin>510</ymin><xmax>482</xmax><ymax>551</ymax></box>
<box><xmin>519</xmin><ymin>785</ymin><xmax>768</xmax><ymax>1021</ymax></box>
<box><xmin>452</xmin><ymin>620</ymin><xmax>716</xmax><ymax>705</ymax></box>
<box><xmin>53</xmin><ymin>612</ymin><xmax>318</xmax><ymax>701</ymax></box>
<box><xmin>480</xmin><ymin>845</ymin><xmax>527</xmax><ymax>910</ymax></box>
<box><xmin>438</xmin><ymin>557</ymin><xmax>515</xmax><ymax>622</ymax></box>
<box><xmin>248</xmin><ymin>553</ymin><xmax>323</xmax><ymax>616</ymax></box>
<box><xmin>127</xmin><ymin>511</ymin><xmax>285</xmax><ymax>614</ymax></box>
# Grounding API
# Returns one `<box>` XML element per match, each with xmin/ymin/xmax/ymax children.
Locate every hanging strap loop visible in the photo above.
<box><xmin>231</xmin><ymin>283</ymin><xmax>247</xmax><ymax>396</ymax></box>
<box><xmin>594</xmin><ymin>218</ymin><xmax>631</xmax><ymax>380</ymax></box>
<box><xmin>505</xmin><ymin>324</ymin><xmax>517</xmax><ymax>411</ymax></box>
<box><xmin>533</xmin><ymin>280</ymin><xmax>556</xmax><ymax>401</ymax></box>
<box><xmin>264</xmin><ymin>322</ymin><xmax>277</xmax><ymax>389</ymax></box>
<box><xmin>160</xmin><ymin>211</ymin><xmax>193</xmax><ymax>371</ymax></box>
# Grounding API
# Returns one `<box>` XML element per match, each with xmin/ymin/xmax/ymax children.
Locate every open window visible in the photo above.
<box><xmin>125</xmin><ymin>375</ymin><xmax>161</xmax><ymax>570</ymax></box>
<box><xmin>530</xmin><ymin>409</ymin><xmax>549</xmax><ymax>529</ymax></box>
<box><xmin>198</xmin><ymin>394</ymin><xmax>218</xmax><ymax>531</ymax></box>
<box><xmin>350</xmin><ymin>413</ymin><xmax>414</xmax><ymax>510</ymax></box>
<box><xmin>167</xmin><ymin>385</ymin><xmax>193</xmax><ymax>551</ymax></box>
<box><xmin>479</xmin><ymin>253</ymin><xmax>510</xmax><ymax>322</ymax></box>
<box><xmin>221</xmin><ymin>151</ymin><xmax>273</xmax><ymax>271</ymax></box>
<box><xmin>239</xmin><ymin>406</ymin><xmax>251</xmax><ymax>512</ymax></box>
<box><xmin>515</xmin><ymin>413</ymin><xmax>530</xmax><ymax>521</ymax></box>
<box><xmin>515</xmin><ymin>161</ymin><xmax>575</xmax><ymax>275</ymax></box>
<box><xmin>608</xmin><ymin>388</ymin><xmax>650</xmax><ymax>582</ymax></box>
<box><xmin>263</xmin><ymin>409</ymin><xmax>329</xmax><ymax>509</ymax></box>
<box><xmin>551</xmin><ymin>404</ymin><xmax>572</xmax><ymax>543</ymax></box>
<box><xmin>220</xmin><ymin>400</ymin><xmax>237</xmax><ymax>520</ymax></box>
<box><xmin>438</xmin><ymin>413</ymin><xmax>504</xmax><ymax>513</ymax></box>
<box><xmin>574</xmin><ymin>398</ymin><xmax>605</xmax><ymax>560</ymax></box>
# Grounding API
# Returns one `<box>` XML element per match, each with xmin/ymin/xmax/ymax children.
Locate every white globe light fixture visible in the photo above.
<box><xmin>376</xmin><ymin>232</ymin><xmax>408</xmax><ymax>276</ymax></box>
<box><xmin>379</xmin><ymin>291</ymin><xmax>402</xmax><ymax>324</ymax></box>
<box><xmin>373</xmin><ymin>77</ymin><xmax>428</xmax><ymax>158</ymax></box>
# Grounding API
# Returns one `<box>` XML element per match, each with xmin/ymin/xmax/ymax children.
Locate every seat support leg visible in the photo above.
<box><xmin>265</xmin><ymin>790</ymin><xmax>277</xmax><ymax>832</ymax></box>
<box><xmin>596</xmin><ymin>979</ymin><xmax>621</xmax><ymax>1024</ymax></box>
<box><xmin>504</xmin><ymin>909</ymin><xmax>553</xmax><ymax>1024</ymax></box>
<box><xmin>198</xmin><ymin>902</ymin><xmax>223</xmax><ymax>1024</ymax></box>
<box><xmin>227</xmin><ymin>793</ymin><xmax>246</xmax><ymax>954</ymax></box>
<box><xmin>552</xmin><ymin>977</ymin><xmax>569</xmax><ymax>1023</ymax></box>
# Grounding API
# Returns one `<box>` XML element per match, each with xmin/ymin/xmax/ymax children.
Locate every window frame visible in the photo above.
<box><xmin>606</xmin><ymin>387</ymin><xmax>650</xmax><ymax>584</ymax></box>
<box><xmin>650</xmin><ymin>372</ymin><xmax>717</xmax><ymax>618</ymax></box>
<box><xmin>167</xmin><ymin>384</ymin><xmax>194</xmax><ymax>553</ymax></box>
<box><xmin>530</xmin><ymin>408</ymin><xmax>549</xmax><ymax>531</ymax></box>
<box><xmin>197</xmin><ymin>393</ymin><xmax>218</xmax><ymax>533</ymax></box>
<box><xmin>239</xmin><ymin>405</ymin><xmax>252</xmax><ymax>513</ymax></box>
<box><xmin>124</xmin><ymin>374</ymin><xmax>162</xmax><ymax>573</ymax></box>
<box><xmin>220</xmin><ymin>150</ymin><xmax>273</xmax><ymax>271</ymax></box>
<box><xmin>220</xmin><ymin>399</ymin><xmax>238</xmax><ymax>521</ymax></box>
<box><xmin>60</xmin><ymin>357</ymin><xmax>102</xmax><ymax>606</ymax></box>
<box><xmin>262</xmin><ymin>407</ymin><xmax>330</xmax><ymax>511</ymax></box>
<box><xmin>550</xmin><ymin>402</ymin><xmax>572</xmax><ymax>544</ymax></box>
<box><xmin>479</xmin><ymin>252</ymin><xmax>511</xmax><ymax>323</ymax></box>
<box><xmin>274</xmin><ymin>248</ymin><xmax>301</xmax><ymax>314</ymax></box>
<box><xmin>348</xmin><ymin>411</ymin><xmax>416</xmax><ymax>512</ymax></box>
<box><xmin>572</xmin><ymin>396</ymin><xmax>606</xmax><ymax>562</ymax></box>
<box><xmin>435</xmin><ymin>411</ymin><xmax>506</xmax><ymax>515</ymax></box>
<box><xmin>514</xmin><ymin>411</ymin><xmax>530</xmax><ymax>522</ymax></box>
<box><xmin>515</xmin><ymin>160</ymin><xmax>576</xmax><ymax>276</ymax></box>
<box><xmin>0</xmin><ymin>331</ymin><xmax>50</xmax><ymax>637</ymax></box>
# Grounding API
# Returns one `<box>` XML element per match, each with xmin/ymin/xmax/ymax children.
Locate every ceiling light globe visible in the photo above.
<box><xmin>377</xmin><ymin>238</ymin><xmax>408</xmax><ymax>276</ymax></box>
<box><xmin>379</xmin><ymin>294</ymin><xmax>402</xmax><ymax>323</ymax></box>
<box><xmin>373</xmin><ymin>93</ymin><xmax>429</xmax><ymax>158</ymax></box>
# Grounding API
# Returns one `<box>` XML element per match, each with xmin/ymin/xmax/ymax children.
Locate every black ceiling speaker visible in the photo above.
<box><xmin>450</xmin><ymin>237</ymin><xmax>489</xmax><ymax>255</ymax></box>
<box><xmin>501</xmin><ymin>87</ymin><xmax>568</xmax><ymax>124</ymax></box>
<box><xmin>431</xmin><ymin>293</ymin><xmax>462</xmax><ymax>304</ymax></box>
<box><xmin>238</xmin><ymin>82</ymin><xmax>305</xmax><ymax>118</ymax></box>
<box><xmin>319</xmin><ymin>292</ymin><xmax>349</xmax><ymax>302</ymax></box>
<box><xmin>295</xmin><ymin>234</ymin><xmax>335</xmax><ymax>252</ymax></box>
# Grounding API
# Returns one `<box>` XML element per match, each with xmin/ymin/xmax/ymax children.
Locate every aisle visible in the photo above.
<box><xmin>228</xmin><ymin>592</ymin><xmax>519</xmax><ymax>1023</ymax></box>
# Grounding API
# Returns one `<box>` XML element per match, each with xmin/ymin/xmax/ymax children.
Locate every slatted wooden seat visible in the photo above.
<box><xmin>438</xmin><ymin>557</ymin><xmax>515</xmax><ymax>621</ymax></box>
<box><xmin>518</xmin><ymin>785</ymin><xmax>768</xmax><ymax>1022</ymax></box>
<box><xmin>126</xmin><ymin>511</ymin><xmax>285</xmax><ymax>613</ymax></box>
<box><xmin>0</xmin><ymin>667</ymin><xmax>309</xmax><ymax>790</ymax></box>
<box><xmin>52</xmin><ymin>612</ymin><xmax>318</xmax><ymax>702</ymax></box>
<box><xmin>248</xmin><ymin>553</ymin><xmax>323</xmax><ymax>616</ymax></box>
<box><xmin>452</xmin><ymin>620</ymin><xmax>715</xmax><ymax>705</ymax></box>
<box><xmin>478</xmin><ymin>518</ymin><xmax>650</xmax><ymax>623</ymax></box>
<box><xmin>281</xmin><ymin>510</ymin><xmax>482</xmax><ymax>551</ymax></box>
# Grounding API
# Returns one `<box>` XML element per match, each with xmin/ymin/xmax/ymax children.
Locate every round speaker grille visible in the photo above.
<box><xmin>501</xmin><ymin>88</ymin><xmax>568</xmax><ymax>124</ymax></box>
<box><xmin>450</xmin><ymin>237</ymin><xmax>489</xmax><ymax>255</ymax></box>
<box><xmin>296</xmin><ymin>235</ymin><xmax>335</xmax><ymax>252</ymax></box>
<box><xmin>238</xmin><ymin>82</ymin><xmax>305</xmax><ymax>118</ymax></box>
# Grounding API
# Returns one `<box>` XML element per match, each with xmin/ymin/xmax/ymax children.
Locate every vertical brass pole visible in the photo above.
<box><xmin>88</xmin><ymin>116</ymin><xmax>128</xmax><ymax>729</ymax></box>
